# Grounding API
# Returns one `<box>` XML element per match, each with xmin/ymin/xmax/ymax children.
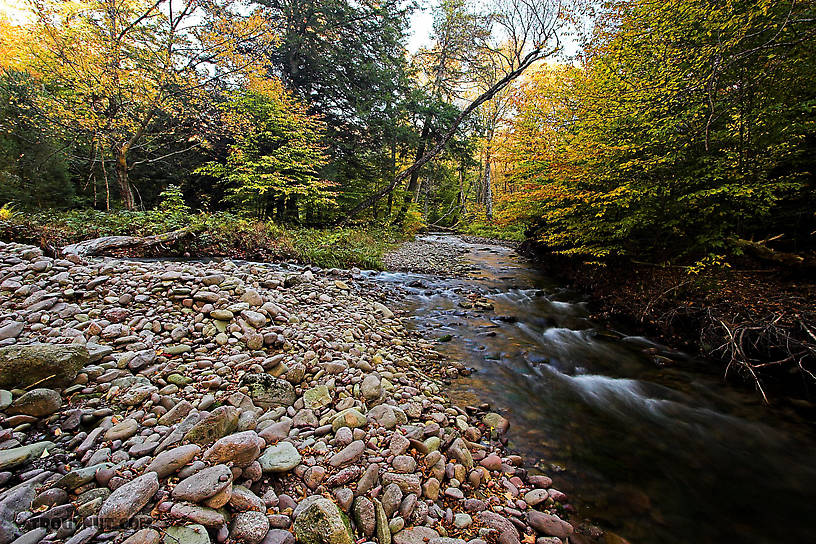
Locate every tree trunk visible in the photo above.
<box><xmin>395</xmin><ymin>115</ymin><xmax>432</xmax><ymax>224</ymax></box>
<box><xmin>272</xmin><ymin>197</ymin><xmax>284</xmax><ymax>222</ymax></box>
<box><xmin>458</xmin><ymin>159</ymin><xmax>466</xmax><ymax>216</ymax></box>
<box><xmin>285</xmin><ymin>195</ymin><xmax>299</xmax><ymax>224</ymax></box>
<box><xmin>483</xmin><ymin>148</ymin><xmax>493</xmax><ymax>219</ymax></box>
<box><xmin>62</xmin><ymin>228</ymin><xmax>192</xmax><ymax>257</ymax></box>
<box><xmin>422</xmin><ymin>175</ymin><xmax>430</xmax><ymax>218</ymax></box>
<box><xmin>114</xmin><ymin>145</ymin><xmax>135</xmax><ymax>210</ymax></box>
<box><xmin>484</xmin><ymin>167</ymin><xmax>493</xmax><ymax>219</ymax></box>
<box><xmin>387</xmin><ymin>137</ymin><xmax>398</xmax><ymax>218</ymax></box>
<box><xmin>372</xmin><ymin>179</ymin><xmax>380</xmax><ymax>220</ymax></box>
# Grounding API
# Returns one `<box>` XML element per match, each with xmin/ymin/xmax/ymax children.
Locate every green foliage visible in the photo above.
<box><xmin>288</xmin><ymin>227</ymin><xmax>400</xmax><ymax>269</ymax></box>
<box><xmin>459</xmin><ymin>211</ymin><xmax>525</xmax><ymax>241</ymax></box>
<box><xmin>401</xmin><ymin>206</ymin><xmax>427</xmax><ymax>238</ymax></box>
<box><xmin>197</xmin><ymin>90</ymin><xmax>335</xmax><ymax>222</ymax></box>
<box><xmin>158</xmin><ymin>185</ymin><xmax>191</xmax><ymax>216</ymax></box>
<box><xmin>0</xmin><ymin>209</ymin><xmax>401</xmax><ymax>269</ymax></box>
<box><xmin>687</xmin><ymin>254</ymin><xmax>731</xmax><ymax>276</ymax></box>
<box><xmin>497</xmin><ymin>0</ymin><xmax>816</xmax><ymax>260</ymax></box>
<box><xmin>0</xmin><ymin>203</ymin><xmax>16</xmax><ymax>221</ymax></box>
<box><xmin>258</xmin><ymin>0</ymin><xmax>413</xmax><ymax>215</ymax></box>
<box><xmin>0</xmin><ymin>71</ymin><xmax>74</xmax><ymax>208</ymax></box>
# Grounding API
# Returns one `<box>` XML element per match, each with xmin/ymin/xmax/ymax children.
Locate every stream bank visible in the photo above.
<box><xmin>0</xmin><ymin>239</ymin><xmax>576</xmax><ymax>544</ymax></box>
<box><xmin>515</xmin><ymin>241</ymin><xmax>816</xmax><ymax>406</ymax></box>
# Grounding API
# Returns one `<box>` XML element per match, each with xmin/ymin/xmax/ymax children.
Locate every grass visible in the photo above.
<box><xmin>457</xmin><ymin>214</ymin><xmax>527</xmax><ymax>242</ymax></box>
<box><xmin>0</xmin><ymin>208</ymin><xmax>405</xmax><ymax>270</ymax></box>
<box><xmin>288</xmin><ymin>228</ymin><xmax>398</xmax><ymax>269</ymax></box>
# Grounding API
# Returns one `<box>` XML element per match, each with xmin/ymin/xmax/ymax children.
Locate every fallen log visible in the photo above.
<box><xmin>61</xmin><ymin>228</ymin><xmax>192</xmax><ymax>257</ymax></box>
<box><xmin>733</xmin><ymin>238</ymin><xmax>816</xmax><ymax>270</ymax></box>
<box><xmin>427</xmin><ymin>224</ymin><xmax>457</xmax><ymax>233</ymax></box>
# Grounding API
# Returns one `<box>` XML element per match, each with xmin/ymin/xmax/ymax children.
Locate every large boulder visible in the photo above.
<box><xmin>241</xmin><ymin>374</ymin><xmax>296</xmax><ymax>409</ymax></box>
<box><xmin>0</xmin><ymin>343</ymin><xmax>89</xmax><ymax>389</ymax></box>
<box><xmin>293</xmin><ymin>496</ymin><xmax>354</xmax><ymax>544</ymax></box>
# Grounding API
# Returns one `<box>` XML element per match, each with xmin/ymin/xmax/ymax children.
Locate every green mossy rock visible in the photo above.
<box><xmin>0</xmin><ymin>343</ymin><xmax>89</xmax><ymax>389</ymax></box>
<box><xmin>293</xmin><ymin>496</ymin><xmax>354</xmax><ymax>544</ymax></box>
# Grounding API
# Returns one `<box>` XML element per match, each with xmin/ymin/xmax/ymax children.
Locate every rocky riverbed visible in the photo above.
<box><xmin>382</xmin><ymin>238</ymin><xmax>470</xmax><ymax>276</ymax></box>
<box><xmin>0</xmin><ymin>240</ymin><xmax>573</xmax><ymax>544</ymax></box>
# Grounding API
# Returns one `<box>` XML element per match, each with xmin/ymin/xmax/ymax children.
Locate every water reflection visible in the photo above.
<box><xmin>373</xmin><ymin>235</ymin><xmax>816</xmax><ymax>544</ymax></box>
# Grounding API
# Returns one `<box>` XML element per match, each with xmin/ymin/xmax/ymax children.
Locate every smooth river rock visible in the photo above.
<box><xmin>97</xmin><ymin>472</ymin><xmax>159</xmax><ymax>528</ymax></box>
<box><xmin>259</xmin><ymin>442</ymin><xmax>301</xmax><ymax>473</ymax></box>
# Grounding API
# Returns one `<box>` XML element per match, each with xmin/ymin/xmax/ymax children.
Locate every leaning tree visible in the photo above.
<box><xmin>343</xmin><ymin>0</ymin><xmax>563</xmax><ymax>222</ymax></box>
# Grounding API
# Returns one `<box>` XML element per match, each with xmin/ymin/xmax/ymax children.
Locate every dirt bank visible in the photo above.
<box><xmin>519</xmin><ymin>241</ymin><xmax>816</xmax><ymax>406</ymax></box>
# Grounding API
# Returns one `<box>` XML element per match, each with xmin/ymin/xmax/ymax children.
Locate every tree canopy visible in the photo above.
<box><xmin>492</xmin><ymin>0</ymin><xmax>816</xmax><ymax>260</ymax></box>
<box><xmin>0</xmin><ymin>0</ymin><xmax>813</xmax><ymax>263</ymax></box>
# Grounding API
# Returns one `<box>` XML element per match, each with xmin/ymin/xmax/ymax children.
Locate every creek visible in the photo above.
<box><xmin>370</xmin><ymin>234</ymin><xmax>816</xmax><ymax>544</ymax></box>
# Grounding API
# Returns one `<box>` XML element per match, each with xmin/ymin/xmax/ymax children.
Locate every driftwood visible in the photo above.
<box><xmin>734</xmin><ymin>239</ymin><xmax>816</xmax><ymax>270</ymax></box>
<box><xmin>427</xmin><ymin>224</ymin><xmax>457</xmax><ymax>233</ymax></box>
<box><xmin>733</xmin><ymin>238</ymin><xmax>808</xmax><ymax>267</ymax></box>
<box><xmin>61</xmin><ymin>228</ymin><xmax>192</xmax><ymax>257</ymax></box>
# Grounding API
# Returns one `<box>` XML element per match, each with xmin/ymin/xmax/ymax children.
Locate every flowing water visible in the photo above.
<box><xmin>370</xmin><ymin>234</ymin><xmax>816</xmax><ymax>544</ymax></box>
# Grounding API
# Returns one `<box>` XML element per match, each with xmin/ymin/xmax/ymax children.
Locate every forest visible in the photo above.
<box><xmin>1</xmin><ymin>0</ymin><xmax>814</xmax><ymax>261</ymax></box>
<box><xmin>1</xmin><ymin>0</ymin><xmax>815</xmax><ymax>378</ymax></box>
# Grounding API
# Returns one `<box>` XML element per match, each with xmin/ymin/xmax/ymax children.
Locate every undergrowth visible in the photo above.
<box><xmin>458</xmin><ymin>213</ymin><xmax>526</xmax><ymax>242</ymax></box>
<box><xmin>0</xmin><ymin>208</ymin><xmax>404</xmax><ymax>270</ymax></box>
